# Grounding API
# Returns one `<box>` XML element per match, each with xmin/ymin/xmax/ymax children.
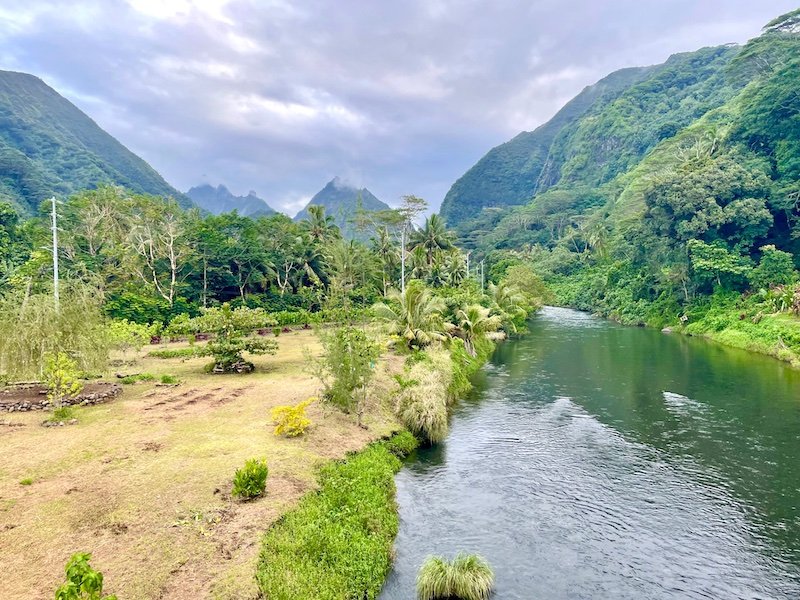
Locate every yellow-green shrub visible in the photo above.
<box><xmin>270</xmin><ymin>398</ymin><xmax>314</xmax><ymax>437</ymax></box>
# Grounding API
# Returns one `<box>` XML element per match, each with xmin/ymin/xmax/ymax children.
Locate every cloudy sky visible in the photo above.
<box><xmin>0</xmin><ymin>1</ymin><xmax>795</xmax><ymax>215</ymax></box>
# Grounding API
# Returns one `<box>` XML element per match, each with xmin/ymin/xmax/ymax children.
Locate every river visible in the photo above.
<box><xmin>379</xmin><ymin>306</ymin><xmax>800</xmax><ymax>599</ymax></box>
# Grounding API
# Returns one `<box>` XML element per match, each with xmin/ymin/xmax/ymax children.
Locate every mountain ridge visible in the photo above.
<box><xmin>186</xmin><ymin>183</ymin><xmax>276</xmax><ymax>217</ymax></box>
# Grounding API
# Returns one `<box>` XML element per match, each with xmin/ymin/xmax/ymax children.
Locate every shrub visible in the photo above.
<box><xmin>270</xmin><ymin>398</ymin><xmax>313</xmax><ymax>437</ymax></box>
<box><xmin>50</xmin><ymin>406</ymin><xmax>76</xmax><ymax>422</ymax></box>
<box><xmin>54</xmin><ymin>552</ymin><xmax>117</xmax><ymax>600</ymax></box>
<box><xmin>417</xmin><ymin>553</ymin><xmax>494</xmax><ymax>600</ymax></box>
<box><xmin>383</xmin><ymin>430</ymin><xmax>419</xmax><ymax>458</ymax></box>
<box><xmin>232</xmin><ymin>458</ymin><xmax>269</xmax><ymax>499</ymax></box>
<box><xmin>750</xmin><ymin>244</ymin><xmax>796</xmax><ymax>290</ymax></box>
<box><xmin>43</xmin><ymin>352</ymin><xmax>84</xmax><ymax>409</ymax></box>
<box><xmin>315</xmin><ymin>326</ymin><xmax>379</xmax><ymax>414</ymax></box>
<box><xmin>160</xmin><ymin>374</ymin><xmax>179</xmax><ymax>384</ymax></box>
<box><xmin>272</xmin><ymin>326</ymin><xmax>281</xmax><ymax>337</ymax></box>
<box><xmin>256</xmin><ymin>435</ymin><xmax>407</xmax><ymax>599</ymax></box>
<box><xmin>19</xmin><ymin>478</ymin><xmax>33</xmax><ymax>486</ymax></box>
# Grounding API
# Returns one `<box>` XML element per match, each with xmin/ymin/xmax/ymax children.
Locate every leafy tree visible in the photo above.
<box><xmin>687</xmin><ymin>239</ymin><xmax>751</xmax><ymax>290</ymax></box>
<box><xmin>43</xmin><ymin>351</ymin><xmax>84</xmax><ymax>409</ymax></box>
<box><xmin>173</xmin><ymin>304</ymin><xmax>277</xmax><ymax>373</ymax></box>
<box><xmin>452</xmin><ymin>304</ymin><xmax>502</xmax><ymax>356</ymax></box>
<box><xmin>750</xmin><ymin>245</ymin><xmax>796</xmax><ymax>290</ymax></box>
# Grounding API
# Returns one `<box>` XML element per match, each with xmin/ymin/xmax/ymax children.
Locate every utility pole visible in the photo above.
<box><xmin>480</xmin><ymin>260</ymin><xmax>485</xmax><ymax>292</ymax></box>
<box><xmin>466</xmin><ymin>251</ymin><xmax>471</xmax><ymax>277</ymax></box>
<box><xmin>50</xmin><ymin>197</ymin><xmax>60</xmax><ymax>312</ymax></box>
<box><xmin>400</xmin><ymin>226</ymin><xmax>406</xmax><ymax>296</ymax></box>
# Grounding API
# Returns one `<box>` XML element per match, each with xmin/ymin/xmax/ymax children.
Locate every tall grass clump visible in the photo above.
<box><xmin>256</xmin><ymin>433</ymin><xmax>416</xmax><ymax>600</ymax></box>
<box><xmin>396</xmin><ymin>356</ymin><xmax>449</xmax><ymax>444</ymax></box>
<box><xmin>417</xmin><ymin>553</ymin><xmax>495</xmax><ymax>600</ymax></box>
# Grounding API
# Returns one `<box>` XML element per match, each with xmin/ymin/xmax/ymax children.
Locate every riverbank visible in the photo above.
<box><xmin>549</xmin><ymin>274</ymin><xmax>800</xmax><ymax>367</ymax></box>
<box><xmin>0</xmin><ymin>329</ymin><xmax>399</xmax><ymax>600</ymax></box>
<box><xmin>254</xmin><ymin>333</ymin><xmax>504</xmax><ymax>598</ymax></box>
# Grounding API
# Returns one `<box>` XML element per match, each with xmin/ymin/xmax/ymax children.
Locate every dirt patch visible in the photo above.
<box><xmin>0</xmin><ymin>382</ymin><xmax>122</xmax><ymax>412</ymax></box>
<box><xmin>0</xmin><ymin>329</ymin><xmax>400</xmax><ymax>600</ymax></box>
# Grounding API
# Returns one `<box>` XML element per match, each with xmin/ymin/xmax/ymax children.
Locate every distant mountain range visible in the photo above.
<box><xmin>295</xmin><ymin>177</ymin><xmax>390</xmax><ymax>239</ymax></box>
<box><xmin>0</xmin><ymin>70</ymin><xmax>190</xmax><ymax>213</ymax></box>
<box><xmin>186</xmin><ymin>183</ymin><xmax>275</xmax><ymax>217</ymax></box>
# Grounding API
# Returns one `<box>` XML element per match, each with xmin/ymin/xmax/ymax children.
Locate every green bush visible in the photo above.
<box><xmin>19</xmin><ymin>477</ymin><xmax>33</xmax><ymax>486</ymax></box>
<box><xmin>270</xmin><ymin>398</ymin><xmax>313</xmax><ymax>437</ymax></box>
<box><xmin>315</xmin><ymin>326</ymin><xmax>379</xmax><ymax>414</ymax></box>
<box><xmin>49</xmin><ymin>406</ymin><xmax>76</xmax><ymax>422</ymax></box>
<box><xmin>120</xmin><ymin>373</ymin><xmax>155</xmax><ymax>385</ymax></box>
<box><xmin>232</xmin><ymin>458</ymin><xmax>269</xmax><ymax>499</ymax></box>
<box><xmin>396</xmin><ymin>354</ymin><xmax>450</xmax><ymax>444</ymax></box>
<box><xmin>383</xmin><ymin>430</ymin><xmax>419</xmax><ymax>458</ymax></box>
<box><xmin>750</xmin><ymin>244</ymin><xmax>796</xmax><ymax>290</ymax></box>
<box><xmin>54</xmin><ymin>552</ymin><xmax>117</xmax><ymax>600</ymax></box>
<box><xmin>417</xmin><ymin>553</ymin><xmax>495</xmax><ymax>600</ymax></box>
<box><xmin>256</xmin><ymin>435</ymin><xmax>407</xmax><ymax>599</ymax></box>
<box><xmin>160</xmin><ymin>374</ymin><xmax>179</xmax><ymax>384</ymax></box>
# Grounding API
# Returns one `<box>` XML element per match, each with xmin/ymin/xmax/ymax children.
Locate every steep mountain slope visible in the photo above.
<box><xmin>442</xmin><ymin>44</ymin><xmax>745</xmax><ymax>228</ymax></box>
<box><xmin>294</xmin><ymin>177</ymin><xmax>390</xmax><ymax>239</ymax></box>
<box><xmin>186</xmin><ymin>184</ymin><xmax>276</xmax><ymax>217</ymax></box>
<box><xmin>439</xmin><ymin>66</ymin><xmax>654</xmax><ymax>226</ymax></box>
<box><xmin>0</xmin><ymin>70</ymin><xmax>189</xmax><ymax>212</ymax></box>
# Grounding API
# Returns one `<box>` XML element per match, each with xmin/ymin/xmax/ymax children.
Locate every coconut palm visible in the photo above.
<box><xmin>453</xmin><ymin>304</ymin><xmax>502</xmax><ymax>356</ymax></box>
<box><xmin>302</xmin><ymin>205</ymin><xmax>340</xmax><ymax>244</ymax></box>
<box><xmin>411</xmin><ymin>214</ymin><xmax>454</xmax><ymax>265</ymax></box>
<box><xmin>410</xmin><ymin>245</ymin><xmax>429</xmax><ymax>280</ymax></box>
<box><xmin>441</xmin><ymin>249</ymin><xmax>467</xmax><ymax>287</ymax></box>
<box><xmin>371</xmin><ymin>225</ymin><xmax>399</xmax><ymax>295</ymax></box>
<box><xmin>372</xmin><ymin>280</ymin><xmax>450</xmax><ymax>350</ymax></box>
<box><xmin>488</xmin><ymin>280</ymin><xmax>527</xmax><ymax>333</ymax></box>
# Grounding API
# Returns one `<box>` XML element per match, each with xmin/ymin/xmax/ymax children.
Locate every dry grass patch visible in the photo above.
<box><xmin>0</xmin><ymin>329</ymin><xmax>399</xmax><ymax>600</ymax></box>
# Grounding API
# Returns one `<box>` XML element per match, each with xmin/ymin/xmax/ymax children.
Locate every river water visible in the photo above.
<box><xmin>379</xmin><ymin>307</ymin><xmax>800</xmax><ymax>599</ymax></box>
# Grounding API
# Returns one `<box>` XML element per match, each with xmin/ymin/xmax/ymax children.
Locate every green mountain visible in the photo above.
<box><xmin>186</xmin><ymin>184</ymin><xmax>276</xmax><ymax>217</ymax></box>
<box><xmin>0</xmin><ymin>70</ymin><xmax>189</xmax><ymax>213</ymax></box>
<box><xmin>439</xmin><ymin>66</ymin><xmax>654</xmax><ymax>226</ymax></box>
<box><xmin>294</xmin><ymin>177</ymin><xmax>390</xmax><ymax>239</ymax></box>
<box><xmin>470</xmin><ymin>8</ymin><xmax>800</xmax><ymax>329</ymax></box>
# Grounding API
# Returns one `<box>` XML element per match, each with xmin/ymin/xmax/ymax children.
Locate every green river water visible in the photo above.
<box><xmin>379</xmin><ymin>306</ymin><xmax>800</xmax><ymax>599</ymax></box>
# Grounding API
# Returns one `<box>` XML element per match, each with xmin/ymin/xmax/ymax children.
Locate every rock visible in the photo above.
<box><xmin>68</xmin><ymin>419</ymin><xmax>78</xmax><ymax>425</ymax></box>
<box><xmin>661</xmin><ymin>327</ymin><xmax>674</xmax><ymax>334</ymax></box>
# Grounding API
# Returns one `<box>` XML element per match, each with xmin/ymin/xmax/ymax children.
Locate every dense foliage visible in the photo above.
<box><xmin>457</xmin><ymin>11</ymin><xmax>800</xmax><ymax>363</ymax></box>
<box><xmin>232</xmin><ymin>458</ymin><xmax>269</xmax><ymax>499</ymax></box>
<box><xmin>54</xmin><ymin>552</ymin><xmax>117</xmax><ymax>600</ymax></box>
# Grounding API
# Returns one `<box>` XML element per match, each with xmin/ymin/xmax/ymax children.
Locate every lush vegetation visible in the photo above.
<box><xmin>0</xmin><ymin>70</ymin><xmax>187</xmax><ymax>214</ymax></box>
<box><xmin>457</xmin><ymin>10</ymin><xmax>800</xmax><ymax>364</ymax></box>
<box><xmin>417</xmin><ymin>553</ymin><xmax>495</xmax><ymax>600</ymax></box>
<box><xmin>255</xmin><ymin>433</ymin><xmax>417</xmax><ymax>600</ymax></box>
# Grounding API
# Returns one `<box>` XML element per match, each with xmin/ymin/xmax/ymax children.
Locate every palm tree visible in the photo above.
<box><xmin>302</xmin><ymin>205</ymin><xmax>340</xmax><ymax>244</ymax></box>
<box><xmin>453</xmin><ymin>304</ymin><xmax>502</xmax><ymax>356</ymax></box>
<box><xmin>488</xmin><ymin>281</ymin><xmax>527</xmax><ymax>333</ymax></box>
<box><xmin>372</xmin><ymin>280</ymin><xmax>450</xmax><ymax>350</ymax></box>
<box><xmin>410</xmin><ymin>245</ymin><xmax>429</xmax><ymax>280</ymax></box>
<box><xmin>411</xmin><ymin>214</ymin><xmax>454</xmax><ymax>265</ymax></box>
<box><xmin>371</xmin><ymin>225</ymin><xmax>399</xmax><ymax>295</ymax></box>
<box><xmin>441</xmin><ymin>249</ymin><xmax>467</xmax><ymax>287</ymax></box>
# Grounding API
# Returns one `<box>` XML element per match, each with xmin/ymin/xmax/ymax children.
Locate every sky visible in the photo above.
<box><xmin>0</xmin><ymin>1</ymin><xmax>796</xmax><ymax>216</ymax></box>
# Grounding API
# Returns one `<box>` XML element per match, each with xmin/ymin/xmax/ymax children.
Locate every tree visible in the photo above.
<box><xmin>453</xmin><ymin>304</ymin><xmax>502</xmax><ymax>356</ymax></box>
<box><xmin>411</xmin><ymin>214</ymin><xmax>455</xmax><ymax>265</ymax></box>
<box><xmin>55</xmin><ymin>552</ymin><xmax>117</xmax><ymax>600</ymax></box>
<box><xmin>372</xmin><ymin>280</ymin><xmax>449</xmax><ymax>350</ymax></box>
<box><xmin>43</xmin><ymin>352</ymin><xmax>84</xmax><ymax>410</ymax></box>
<box><xmin>750</xmin><ymin>244</ymin><xmax>796</xmax><ymax>289</ymax></box>
<box><xmin>687</xmin><ymin>239</ymin><xmax>751</xmax><ymax>290</ymax></box>
<box><xmin>302</xmin><ymin>205</ymin><xmax>340</xmax><ymax>244</ymax></box>
<box><xmin>174</xmin><ymin>304</ymin><xmax>278</xmax><ymax>373</ymax></box>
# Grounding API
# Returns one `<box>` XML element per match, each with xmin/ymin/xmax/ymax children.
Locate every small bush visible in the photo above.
<box><xmin>19</xmin><ymin>477</ymin><xmax>33</xmax><ymax>486</ymax></box>
<box><xmin>315</xmin><ymin>326</ymin><xmax>379</xmax><ymax>414</ymax></box>
<box><xmin>272</xmin><ymin>326</ymin><xmax>281</xmax><ymax>337</ymax></box>
<box><xmin>51</xmin><ymin>406</ymin><xmax>76</xmax><ymax>422</ymax></box>
<box><xmin>417</xmin><ymin>553</ymin><xmax>494</xmax><ymax>600</ymax></box>
<box><xmin>271</xmin><ymin>398</ymin><xmax>313</xmax><ymax>437</ymax></box>
<box><xmin>43</xmin><ymin>352</ymin><xmax>84</xmax><ymax>409</ymax></box>
<box><xmin>396</xmin><ymin>355</ymin><xmax>450</xmax><ymax>444</ymax></box>
<box><xmin>383</xmin><ymin>430</ymin><xmax>419</xmax><ymax>458</ymax></box>
<box><xmin>232</xmin><ymin>458</ymin><xmax>269</xmax><ymax>499</ymax></box>
<box><xmin>55</xmin><ymin>552</ymin><xmax>117</xmax><ymax>600</ymax></box>
<box><xmin>160</xmin><ymin>374</ymin><xmax>179</xmax><ymax>384</ymax></box>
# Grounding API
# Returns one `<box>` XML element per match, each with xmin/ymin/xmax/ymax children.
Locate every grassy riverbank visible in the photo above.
<box><xmin>0</xmin><ymin>329</ymin><xmax>399</xmax><ymax>600</ymax></box>
<box><xmin>550</xmin><ymin>273</ymin><xmax>800</xmax><ymax>367</ymax></box>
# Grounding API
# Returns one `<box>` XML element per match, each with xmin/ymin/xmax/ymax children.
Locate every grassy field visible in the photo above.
<box><xmin>0</xmin><ymin>329</ymin><xmax>400</xmax><ymax>600</ymax></box>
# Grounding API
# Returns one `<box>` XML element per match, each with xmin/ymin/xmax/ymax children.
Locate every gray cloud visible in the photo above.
<box><xmin>0</xmin><ymin>0</ymin><xmax>796</xmax><ymax>214</ymax></box>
